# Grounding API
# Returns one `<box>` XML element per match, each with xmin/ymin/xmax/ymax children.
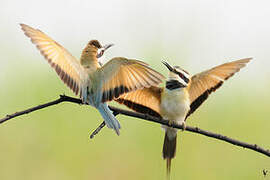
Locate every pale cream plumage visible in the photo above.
<box><xmin>21</xmin><ymin>24</ymin><xmax>164</xmax><ymax>102</ymax></box>
<box><xmin>116</xmin><ymin>58</ymin><xmax>251</xmax><ymax>174</ymax></box>
<box><xmin>20</xmin><ymin>23</ymin><xmax>165</xmax><ymax>135</ymax></box>
<box><xmin>116</xmin><ymin>58</ymin><xmax>251</xmax><ymax>118</ymax></box>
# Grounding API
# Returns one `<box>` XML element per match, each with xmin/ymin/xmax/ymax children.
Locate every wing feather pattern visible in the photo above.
<box><xmin>99</xmin><ymin>58</ymin><xmax>165</xmax><ymax>102</ymax></box>
<box><xmin>186</xmin><ymin>58</ymin><xmax>251</xmax><ymax>119</ymax></box>
<box><xmin>20</xmin><ymin>24</ymin><xmax>88</xmax><ymax>96</ymax></box>
<box><xmin>116</xmin><ymin>87</ymin><xmax>163</xmax><ymax>117</ymax></box>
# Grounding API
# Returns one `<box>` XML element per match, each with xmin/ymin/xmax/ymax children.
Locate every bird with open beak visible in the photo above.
<box><xmin>116</xmin><ymin>58</ymin><xmax>251</xmax><ymax>176</ymax></box>
<box><xmin>20</xmin><ymin>24</ymin><xmax>165</xmax><ymax>135</ymax></box>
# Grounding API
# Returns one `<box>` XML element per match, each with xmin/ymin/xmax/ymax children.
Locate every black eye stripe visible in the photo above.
<box><xmin>173</xmin><ymin>70</ymin><xmax>189</xmax><ymax>84</ymax></box>
<box><xmin>166</xmin><ymin>80</ymin><xmax>186</xmax><ymax>90</ymax></box>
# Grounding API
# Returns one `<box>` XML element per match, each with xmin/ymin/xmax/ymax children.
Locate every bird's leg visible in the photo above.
<box><xmin>89</xmin><ymin>121</ymin><xmax>106</xmax><ymax>139</ymax></box>
<box><xmin>89</xmin><ymin>111</ymin><xmax>120</xmax><ymax>139</ymax></box>
<box><xmin>168</xmin><ymin>119</ymin><xmax>173</xmax><ymax>126</ymax></box>
<box><xmin>182</xmin><ymin>121</ymin><xmax>186</xmax><ymax>131</ymax></box>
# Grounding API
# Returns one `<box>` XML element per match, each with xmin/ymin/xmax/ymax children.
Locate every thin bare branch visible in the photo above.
<box><xmin>0</xmin><ymin>95</ymin><xmax>82</xmax><ymax>124</ymax></box>
<box><xmin>1</xmin><ymin>95</ymin><xmax>269</xmax><ymax>157</ymax></box>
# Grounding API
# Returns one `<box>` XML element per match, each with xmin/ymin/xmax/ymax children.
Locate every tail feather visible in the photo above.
<box><xmin>97</xmin><ymin>103</ymin><xmax>121</xmax><ymax>135</ymax></box>
<box><xmin>163</xmin><ymin>131</ymin><xmax>177</xmax><ymax>177</ymax></box>
<box><xmin>166</xmin><ymin>159</ymin><xmax>172</xmax><ymax>178</ymax></box>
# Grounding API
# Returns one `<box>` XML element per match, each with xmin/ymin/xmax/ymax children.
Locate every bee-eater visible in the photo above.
<box><xmin>116</xmin><ymin>58</ymin><xmax>251</xmax><ymax>174</ymax></box>
<box><xmin>20</xmin><ymin>24</ymin><xmax>165</xmax><ymax>135</ymax></box>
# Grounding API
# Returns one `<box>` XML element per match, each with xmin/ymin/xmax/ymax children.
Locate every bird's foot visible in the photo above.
<box><xmin>182</xmin><ymin>122</ymin><xmax>186</xmax><ymax>131</ymax></box>
<box><xmin>168</xmin><ymin>120</ymin><xmax>173</xmax><ymax>127</ymax></box>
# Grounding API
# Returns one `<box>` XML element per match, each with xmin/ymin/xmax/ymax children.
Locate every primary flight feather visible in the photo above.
<box><xmin>20</xmin><ymin>24</ymin><xmax>165</xmax><ymax>135</ymax></box>
<box><xmin>116</xmin><ymin>58</ymin><xmax>251</xmax><ymax>175</ymax></box>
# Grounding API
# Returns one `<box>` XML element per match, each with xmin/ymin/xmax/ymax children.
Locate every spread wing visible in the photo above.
<box><xmin>98</xmin><ymin>57</ymin><xmax>165</xmax><ymax>102</ymax></box>
<box><xmin>186</xmin><ymin>58</ymin><xmax>251</xmax><ymax>119</ymax></box>
<box><xmin>116</xmin><ymin>86</ymin><xmax>163</xmax><ymax>117</ymax></box>
<box><xmin>20</xmin><ymin>24</ymin><xmax>89</xmax><ymax>96</ymax></box>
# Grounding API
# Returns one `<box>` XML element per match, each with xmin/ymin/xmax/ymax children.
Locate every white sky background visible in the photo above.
<box><xmin>1</xmin><ymin>0</ymin><xmax>270</xmax><ymax>88</ymax></box>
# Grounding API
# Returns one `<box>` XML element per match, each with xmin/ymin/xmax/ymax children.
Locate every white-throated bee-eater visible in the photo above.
<box><xmin>20</xmin><ymin>24</ymin><xmax>165</xmax><ymax>135</ymax></box>
<box><xmin>116</xmin><ymin>58</ymin><xmax>251</xmax><ymax>175</ymax></box>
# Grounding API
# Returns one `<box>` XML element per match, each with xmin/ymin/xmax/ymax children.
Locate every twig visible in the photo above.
<box><xmin>0</xmin><ymin>95</ymin><xmax>269</xmax><ymax>157</ymax></box>
<box><xmin>0</xmin><ymin>95</ymin><xmax>82</xmax><ymax>124</ymax></box>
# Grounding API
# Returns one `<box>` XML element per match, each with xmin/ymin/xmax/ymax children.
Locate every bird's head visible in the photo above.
<box><xmin>88</xmin><ymin>39</ymin><xmax>102</xmax><ymax>49</ymax></box>
<box><xmin>86</xmin><ymin>40</ymin><xmax>114</xmax><ymax>58</ymax></box>
<box><xmin>162</xmin><ymin>61</ymin><xmax>190</xmax><ymax>87</ymax></box>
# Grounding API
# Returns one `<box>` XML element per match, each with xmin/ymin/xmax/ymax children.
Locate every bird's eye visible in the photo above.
<box><xmin>179</xmin><ymin>73</ymin><xmax>184</xmax><ymax>79</ymax></box>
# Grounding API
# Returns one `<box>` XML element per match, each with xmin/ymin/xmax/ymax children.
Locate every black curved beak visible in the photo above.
<box><xmin>97</xmin><ymin>43</ymin><xmax>114</xmax><ymax>58</ymax></box>
<box><xmin>162</xmin><ymin>61</ymin><xmax>174</xmax><ymax>72</ymax></box>
<box><xmin>103</xmin><ymin>43</ymin><xmax>114</xmax><ymax>50</ymax></box>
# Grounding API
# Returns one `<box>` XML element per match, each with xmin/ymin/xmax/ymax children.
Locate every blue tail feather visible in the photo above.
<box><xmin>97</xmin><ymin>103</ymin><xmax>121</xmax><ymax>135</ymax></box>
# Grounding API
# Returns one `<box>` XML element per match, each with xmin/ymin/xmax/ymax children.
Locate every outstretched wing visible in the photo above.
<box><xmin>98</xmin><ymin>57</ymin><xmax>165</xmax><ymax>102</ymax></box>
<box><xmin>186</xmin><ymin>58</ymin><xmax>251</xmax><ymax>119</ymax></box>
<box><xmin>20</xmin><ymin>24</ymin><xmax>88</xmax><ymax>96</ymax></box>
<box><xmin>116</xmin><ymin>86</ymin><xmax>163</xmax><ymax>117</ymax></box>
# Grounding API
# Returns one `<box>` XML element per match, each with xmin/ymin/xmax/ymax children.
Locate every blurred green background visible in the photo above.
<box><xmin>1</xmin><ymin>0</ymin><xmax>270</xmax><ymax>179</ymax></box>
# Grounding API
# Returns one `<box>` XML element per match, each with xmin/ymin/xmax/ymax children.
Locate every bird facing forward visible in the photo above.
<box><xmin>20</xmin><ymin>24</ymin><xmax>164</xmax><ymax>135</ymax></box>
<box><xmin>116</xmin><ymin>58</ymin><xmax>251</xmax><ymax>175</ymax></box>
